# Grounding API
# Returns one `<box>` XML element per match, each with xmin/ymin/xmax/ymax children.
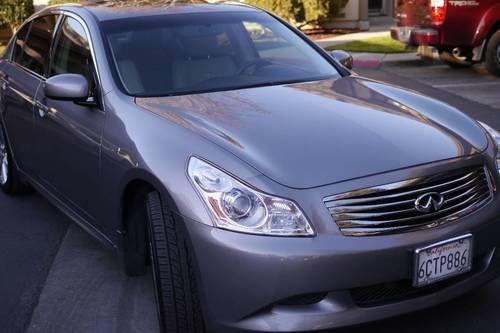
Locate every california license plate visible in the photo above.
<box><xmin>413</xmin><ymin>234</ymin><xmax>473</xmax><ymax>287</ymax></box>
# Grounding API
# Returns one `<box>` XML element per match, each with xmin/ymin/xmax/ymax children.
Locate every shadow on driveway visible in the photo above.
<box><xmin>0</xmin><ymin>191</ymin><xmax>67</xmax><ymax>333</ymax></box>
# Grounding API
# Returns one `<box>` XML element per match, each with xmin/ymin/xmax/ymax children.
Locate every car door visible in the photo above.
<box><xmin>0</xmin><ymin>16</ymin><xmax>58</xmax><ymax>174</ymax></box>
<box><xmin>33</xmin><ymin>15</ymin><xmax>104</xmax><ymax>224</ymax></box>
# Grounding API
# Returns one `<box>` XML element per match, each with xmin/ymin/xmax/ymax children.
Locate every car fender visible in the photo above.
<box><xmin>473</xmin><ymin>4</ymin><xmax>500</xmax><ymax>46</ymax></box>
<box><xmin>99</xmin><ymin>91</ymin><xmax>268</xmax><ymax>246</ymax></box>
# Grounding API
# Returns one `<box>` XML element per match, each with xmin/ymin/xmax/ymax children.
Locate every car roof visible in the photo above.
<box><xmin>53</xmin><ymin>1</ymin><xmax>262</xmax><ymax>22</ymax></box>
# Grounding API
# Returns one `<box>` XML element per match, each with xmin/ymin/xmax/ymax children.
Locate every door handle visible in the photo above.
<box><xmin>1</xmin><ymin>75</ymin><xmax>9</xmax><ymax>91</ymax></box>
<box><xmin>37</xmin><ymin>104</ymin><xmax>48</xmax><ymax>118</ymax></box>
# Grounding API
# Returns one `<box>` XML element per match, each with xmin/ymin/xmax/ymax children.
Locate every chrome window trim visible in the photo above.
<box><xmin>324</xmin><ymin>166</ymin><xmax>495</xmax><ymax>236</ymax></box>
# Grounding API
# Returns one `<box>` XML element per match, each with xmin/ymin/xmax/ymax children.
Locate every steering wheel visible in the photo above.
<box><xmin>236</xmin><ymin>59</ymin><xmax>273</xmax><ymax>75</ymax></box>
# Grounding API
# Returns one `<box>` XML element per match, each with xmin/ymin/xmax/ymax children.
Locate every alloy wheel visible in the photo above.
<box><xmin>0</xmin><ymin>127</ymin><xmax>8</xmax><ymax>185</ymax></box>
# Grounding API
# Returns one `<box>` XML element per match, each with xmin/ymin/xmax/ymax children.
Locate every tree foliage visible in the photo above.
<box><xmin>247</xmin><ymin>0</ymin><xmax>349</xmax><ymax>26</ymax></box>
<box><xmin>0</xmin><ymin>0</ymin><xmax>34</xmax><ymax>31</ymax></box>
<box><xmin>48</xmin><ymin>0</ymin><xmax>85</xmax><ymax>4</ymax></box>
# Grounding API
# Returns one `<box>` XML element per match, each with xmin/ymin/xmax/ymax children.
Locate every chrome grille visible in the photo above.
<box><xmin>324</xmin><ymin>166</ymin><xmax>494</xmax><ymax>236</ymax></box>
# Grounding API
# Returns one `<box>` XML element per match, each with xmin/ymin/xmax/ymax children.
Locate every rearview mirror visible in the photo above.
<box><xmin>330</xmin><ymin>50</ymin><xmax>353</xmax><ymax>70</ymax></box>
<box><xmin>44</xmin><ymin>74</ymin><xmax>89</xmax><ymax>101</ymax></box>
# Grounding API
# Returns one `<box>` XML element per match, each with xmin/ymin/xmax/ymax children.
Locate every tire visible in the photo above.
<box><xmin>146</xmin><ymin>191</ymin><xmax>205</xmax><ymax>333</ymax></box>
<box><xmin>485</xmin><ymin>29</ymin><xmax>500</xmax><ymax>76</ymax></box>
<box><xmin>439</xmin><ymin>51</ymin><xmax>473</xmax><ymax>68</ymax></box>
<box><xmin>0</xmin><ymin>122</ymin><xmax>29</xmax><ymax>194</ymax></box>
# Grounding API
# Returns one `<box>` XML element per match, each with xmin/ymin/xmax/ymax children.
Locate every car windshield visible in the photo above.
<box><xmin>101</xmin><ymin>11</ymin><xmax>341</xmax><ymax>97</ymax></box>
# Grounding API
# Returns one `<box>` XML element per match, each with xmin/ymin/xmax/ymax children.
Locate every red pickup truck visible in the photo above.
<box><xmin>391</xmin><ymin>0</ymin><xmax>500</xmax><ymax>76</ymax></box>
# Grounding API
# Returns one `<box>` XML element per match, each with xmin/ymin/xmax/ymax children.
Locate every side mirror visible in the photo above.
<box><xmin>330</xmin><ymin>50</ymin><xmax>353</xmax><ymax>70</ymax></box>
<box><xmin>44</xmin><ymin>74</ymin><xmax>89</xmax><ymax>101</ymax></box>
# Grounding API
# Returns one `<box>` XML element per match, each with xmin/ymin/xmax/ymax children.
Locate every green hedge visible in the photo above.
<box><xmin>48</xmin><ymin>0</ymin><xmax>349</xmax><ymax>26</ymax></box>
<box><xmin>48</xmin><ymin>0</ymin><xmax>85</xmax><ymax>4</ymax></box>
<box><xmin>0</xmin><ymin>0</ymin><xmax>34</xmax><ymax>31</ymax></box>
<box><xmin>246</xmin><ymin>0</ymin><xmax>349</xmax><ymax>25</ymax></box>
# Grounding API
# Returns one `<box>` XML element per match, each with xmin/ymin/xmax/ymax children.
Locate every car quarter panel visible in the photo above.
<box><xmin>473</xmin><ymin>3</ymin><xmax>500</xmax><ymax>46</ymax></box>
<box><xmin>440</xmin><ymin>0</ymin><xmax>487</xmax><ymax>46</ymax></box>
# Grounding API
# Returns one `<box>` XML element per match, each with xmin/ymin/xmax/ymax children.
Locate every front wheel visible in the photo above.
<box><xmin>485</xmin><ymin>30</ymin><xmax>500</xmax><ymax>76</ymax></box>
<box><xmin>146</xmin><ymin>191</ymin><xmax>205</xmax><ymax>333</ymax></box>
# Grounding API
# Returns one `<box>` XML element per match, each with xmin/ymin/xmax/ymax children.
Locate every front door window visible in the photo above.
<box><xmin>50</xmin><ymin>16</ymin><xmax>96</xmax><ymax>97</ymax></box>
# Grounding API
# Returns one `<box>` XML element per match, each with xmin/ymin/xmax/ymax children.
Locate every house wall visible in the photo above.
<box><xmin>369</xmin><ymin>0</ymin><xmax>394</xmax><ymax>16</ymax></box>
<box><xmin>323</xmin><ymin>0</ymin><xmax>370</xmax><ymax>31</ymax></box>
<box><xmin>34</xmin><ymin>0</ymin><xmax>49</xmax><ymax>11</ymax></box>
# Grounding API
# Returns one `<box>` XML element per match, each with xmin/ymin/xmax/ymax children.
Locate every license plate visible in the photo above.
<box><xmin>413</xmin><ymin>234</ymin><xmax>473</xmax><ymax>287</ymax></box>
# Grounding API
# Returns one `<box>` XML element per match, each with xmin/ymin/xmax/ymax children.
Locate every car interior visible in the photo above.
<box><xmin>107</xmin><ymin>19</ymin><xmax>327</xmax><ymax>96</ymax></box>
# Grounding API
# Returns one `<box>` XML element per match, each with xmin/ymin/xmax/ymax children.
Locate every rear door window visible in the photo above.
<box><xmin>17</xmin><ymin>15</ymin><xmax>59</xmax><ymax>76</ymax></box>
<box><xmin>12</xmin><ymin>23</ymin><xmax>31</xmax><ymax>64</ymax></box>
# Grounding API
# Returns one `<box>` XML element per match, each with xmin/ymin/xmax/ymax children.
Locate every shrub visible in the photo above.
<box><xmin>47</xmin><ymin>0</ymin><xmax>84</xmax><ymax>5</ymax></box>
<box><xmin>247</xmin><ymin>0</ymin><xmax>349</xmax><ymax>26</ymax></box>
<box><xmin>0</xmin><ymin>0</ymin><xmax>34</xmax><ymax>32</ymax></box>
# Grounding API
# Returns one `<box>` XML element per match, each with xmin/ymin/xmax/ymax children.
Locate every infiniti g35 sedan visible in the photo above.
<box><xmin>2</xmin><ymin>2</ymin><xmax>500</xmax><ymax>333</ymax></box>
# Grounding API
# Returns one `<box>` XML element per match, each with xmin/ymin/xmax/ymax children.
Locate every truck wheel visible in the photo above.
<box><xmin>439</xmin><ymin>51</ymin><xmax>473</xmax><ymax>68</ymax></box>
<box><xmin>485</xmin><ymin>30</ymin><xmax>500</xmax><ymax>76</ymax></box>
<box><xmin>0</xmin><ymin>122</ymin><xmax>29</xmax><ymax>194</ymax></box>
<box><xmin>146</xmin><ymin>191</ymin><xmax>205</xmax><ymax>333</ymax></box>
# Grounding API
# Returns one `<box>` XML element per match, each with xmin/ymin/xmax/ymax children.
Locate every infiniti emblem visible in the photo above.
<box><xmin>415</xmin><ymin>192</ymin><xmax>445</xmax><ymax>213</ymax></box>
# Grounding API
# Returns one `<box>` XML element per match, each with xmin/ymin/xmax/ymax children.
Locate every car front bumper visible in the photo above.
<box><xmin>180</xmin><ymin>189</ymin><xmax>500</xmax><ymax>333</ymax></box>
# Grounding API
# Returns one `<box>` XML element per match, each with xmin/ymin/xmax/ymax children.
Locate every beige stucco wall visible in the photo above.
<box><xmin>323</xmin><ymin>0</ymin><xmax>370</xmax><ymax>31</ymax></box>
<box><xmin>34</xmin><ymin>0</ymin><xmax>49</xmax><ymax>12</ymax></box>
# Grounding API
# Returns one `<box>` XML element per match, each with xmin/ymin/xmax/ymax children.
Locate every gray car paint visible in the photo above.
<box><xmin>44</xmin><ymin>74</ymin><xmax>89</xmax><ymax>101</ymax></box>
<box><xmin>0</xmin><ymin>3</ymin><xmax>499</xmax><ymax>333</ymax></box>
<box><xmin>136</xmin><ymin>76</ymin><xmax>487</xmax><ymax>189</ymax></box>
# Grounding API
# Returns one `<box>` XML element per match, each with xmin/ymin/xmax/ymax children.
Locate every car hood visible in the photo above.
<box><xmin>136</xmin><ymin>76</ymin><xmax>487</xmax><ymax>189</ymax></box>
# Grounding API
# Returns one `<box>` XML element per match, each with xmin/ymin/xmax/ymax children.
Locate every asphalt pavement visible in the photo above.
<box><xmin>26</xmin><ymin>224</ymin><xmax>158</xmax><ymax>333</ymax></box>
<box><xmin>0</xmin><ymin>191</ymin><xmax>67</xmax><ymax>333</ymax></box>
<box><xmin>2</xmin><ymin>60</ymin><xmax>500</xmax><ymax>333</ymax></box>
<box><xmin>381</xmin><ymin>60</ymin><xmax>500</xmax><ymax>111</ymax></box>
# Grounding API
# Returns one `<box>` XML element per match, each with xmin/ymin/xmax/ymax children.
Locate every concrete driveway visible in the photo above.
<box><xmin>26</xmin><ymin>224</ymin><xmax>159</xmax><ymax>333</ymax></box>
<box><xmin>379</xmin><ymin>59</ymin><xmax>500</xmax><ymax>110</ymax></box>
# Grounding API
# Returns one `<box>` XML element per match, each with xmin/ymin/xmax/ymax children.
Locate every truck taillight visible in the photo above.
<box><xmin>430</xmin><ymin>0</ymin><xmax>446</xmax><ymax>23</ymax></box>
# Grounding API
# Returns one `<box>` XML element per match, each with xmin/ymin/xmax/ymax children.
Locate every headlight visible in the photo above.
<box><xmin>187</xmin><ymin>157</ymin><xmax>314</xmax><ymax>236</ymax></box>
<box><xmin>478</xmin><ymin>121</ymin><xmax>500</xmax><ymax>173</ymax></box>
